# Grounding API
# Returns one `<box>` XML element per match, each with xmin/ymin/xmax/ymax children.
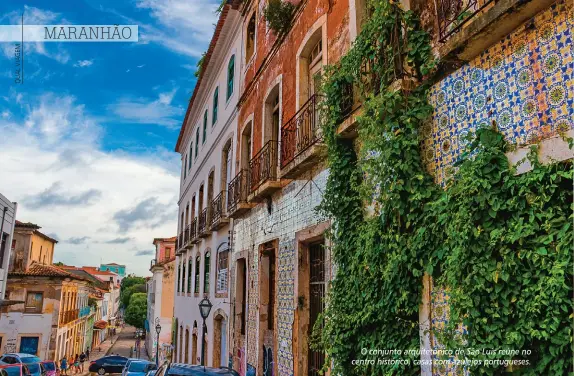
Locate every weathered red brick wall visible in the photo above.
<box><xmin>237</xmin><ymin>0</ymin><xmax>351</xmax><ymax>162</ymax></box>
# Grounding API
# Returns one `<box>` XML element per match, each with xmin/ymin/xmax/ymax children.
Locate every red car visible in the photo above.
<box><xmin>0</xmin><ymin>364</ymin><xmax>33</xmax><ymax>376</ymax></box>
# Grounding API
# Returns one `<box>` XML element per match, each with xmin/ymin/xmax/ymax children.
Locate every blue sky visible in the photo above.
<box><xmin>0</xmin><ymin>0</ymin><xmax>219</xmax><ymax>275</ymax></box>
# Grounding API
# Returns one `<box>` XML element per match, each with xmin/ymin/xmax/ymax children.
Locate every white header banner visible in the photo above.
<box><xmin>0</xmin><ymin>25</ymin><xmax>139</xmax><ymax>42</ymax></box>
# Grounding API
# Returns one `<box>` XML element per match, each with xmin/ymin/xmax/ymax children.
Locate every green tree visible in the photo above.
<box><xmin>124</xmin><ymin>293</ymin><xmax>147</xmax><ymax>329</ymax></box>
<box><xmin>121</xmin><ymin>284</ymin><xmax>146</xmax><ymax>308</ymax></box>
<box><xmin>120</xmin><ymin>276</ymin><xmax>146</xmax><ymax>308</ymax></box>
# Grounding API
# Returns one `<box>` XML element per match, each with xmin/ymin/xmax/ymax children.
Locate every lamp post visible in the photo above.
<box><xmin>155</xmin><ymin>318</ymin><xmax>161</xmax><ymax>367</ymax></box>
<box><xmin>198</xmin><ymin>296</ymin><xmax>212</xmax><ymax>366</ymax></box>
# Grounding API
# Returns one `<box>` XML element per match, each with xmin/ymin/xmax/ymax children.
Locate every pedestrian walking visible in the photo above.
<box><xmin>85</xmin><ymin>348</ymin><xmax>90</xmax><ymax>361</ymax></box>
<box><xmin>60</xmin><ymin>357</ymin><xmax>67</xmax><ymax>376</ymax></box>
<box><xmin>73</xmin><ymin>355</ymin><xmax>79</xmax><ymax>374</ymax></box>
<box><xmin>79</xmin><ymin>352</ymin><xmax>86</xmax><ymax>372</ymax></box>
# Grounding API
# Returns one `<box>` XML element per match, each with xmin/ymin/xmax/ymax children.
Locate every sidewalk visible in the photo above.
<box><xmin>74</xmin><ymin>328</ymin><xmax>122</xmax><ymax>376</ymax></box>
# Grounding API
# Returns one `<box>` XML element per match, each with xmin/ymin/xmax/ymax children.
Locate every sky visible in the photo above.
<box><xmin>0</xmin><ymin>0</ymin><xmax>219</xmax><ymax>276</ymax></box>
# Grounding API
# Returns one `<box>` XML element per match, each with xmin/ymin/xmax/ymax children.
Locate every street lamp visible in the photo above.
<box><xmin>155</xmin><ymin>318</ymin><xmax>162</xmax><ymax>367</ymax></box>
<box><xmin>198</xmin><ymin>296</ymin><xmax>212</xmax><ymax>366</ymax></box>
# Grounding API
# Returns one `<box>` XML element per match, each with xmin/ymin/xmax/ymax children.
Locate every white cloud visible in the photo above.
<box><xmin>110</xmin><ymin>89</ymin><xmax>184</xmax><ymax>128</ymax></box>
<box><xmin>0</xmin><ymin>92</ymin><xmax>179</xmax><ymax>276</ymax></box>
<box><xmin>1</xmin><ymin>6</ymin><xmax>70</xmax><ymax>64</ymax></box>
<box><xmin>74</xmin><ymin>59</ymin><xmax>94</xmax><ymax>68</ymax></box>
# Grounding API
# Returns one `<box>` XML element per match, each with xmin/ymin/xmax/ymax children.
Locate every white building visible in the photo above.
<box><xmin>0</xmin><ymin>193</ymin><xmax>17</xmax><ymax>301</ymax></box>
<box><xmin>173</xmin><ymin>1</ymin><xmax>242</xmax><ymax>367</ymax></box>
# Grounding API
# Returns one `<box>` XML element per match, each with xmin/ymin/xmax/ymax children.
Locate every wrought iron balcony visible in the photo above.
<box><xmin>198</xmin><ymin>208</ymin><xmax>210</xmax><ymax>237</ymax></box>
<box><xmin>150</xmin><ymin>258</ymin><xmax>157</xmax><ymax>269</ymax></box>
<box><xmin>184</xmin><ymin>224</ymin><xmax>190</xmax><ymax>245</ymax></box>
<box><xmin>280</xmin><ymin>94</ymin><xmax>326</xmax><ymax>178</ymax></box>
<box><xmin>248</xmin><ymin>140</ymin><xmax>281</xmax><ymax>200</ymax></box>
<box><xmin>437</xmin><ymin>0</ymin><xmax>494</xmax><ymax>42</ymax></box>
<box><xmin>209</xmin><ymin>190</ymin><xmax>229</xmax><ymax>231</ymax></box>
<box><xmin>190</xmin><ymin>217</ymin><xmax>199</xmax><ymax>244</ymax></box>
<box><xmin>177</xmin><ymin>232</ymin><xmax>184</xmax><ymax>251</ymax></box>
<box><xmin>227</xmin><ymin>169</ymin><xmax>254</xmax><ymax>218</ymax></box>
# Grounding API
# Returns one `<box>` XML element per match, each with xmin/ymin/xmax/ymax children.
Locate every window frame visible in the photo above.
<box><xmin>195</xmin><ymin>129</ymin><xmax>200</xmax><ymax>158</ymax></box>
<box><xmin>25</xmin><ymin>291</ymin><xmax>43</xmax><ymax>314</ymax></box>
<box><xmin>216</xmin><ymin>249</ymin><xmax>229</xmax><ymax>293</ymax></box>
<box><xmin>194</xmin><ymin>256</ymin><xmax>201</xmax><ymax>294</ymax></box>
<box><xmin>226</xmin><ymin>55</ymin><xmax>235</xmax><ymax>101</ymax></box>
<box><xmin>212</xmin><ymin>87</ymin><xmax>219</xmax><ymax>126</ymax></box>
<box><xmin>202</xmin><ymin>110</ymin><xmax>208</xmax><ymax>144</ymax></box>
<box><xmin>203</xmin><ymin>251</ymin><xmax>211</xmax><ymax>294</ymax></box>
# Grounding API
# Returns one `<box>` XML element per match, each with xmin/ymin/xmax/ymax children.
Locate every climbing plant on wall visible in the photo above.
<box><xmin>316</xmin><ymin>0</ymin><xmax>573</xmax><ymax>375</ymax></box>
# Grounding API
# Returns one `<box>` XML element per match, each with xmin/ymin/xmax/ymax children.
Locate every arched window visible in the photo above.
<box><xmin>245</xmin><ymin>14</ymin><xmax>256</xmax><ymax>63</ymax></box>
<box><xmin>227</xmin><ymin>55</ymin><xmax>235</xmax><ymax>100</ymax></box>
<box><xmin>204</xmin><ymin>251</ymin><xmax>211</xmax><ymax>294</ymax></box>
<box><xmin>212</xmin><ymin>87</ymin><xmax>219</xmax><ymax>125</ymax></box>
<box><xmin>202</xmin><ymin>110</ymin><xmax>208</xmax><ymax>144</ymax></box>
<box><xmin>194</xmin><ymin>256</ymin><xmax>200</xmax><ymax>293</ymax></box>
<box><xmin>187</xmin><ymin>258</ymin><xmax>193</xmax><ymax>292</ymax></box>
<box><xmin>195</xmin><ymin>128</ymin><xmax>200</xmax><ymax>158</ymax></box>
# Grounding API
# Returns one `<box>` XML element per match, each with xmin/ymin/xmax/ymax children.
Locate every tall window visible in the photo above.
<box><xmin>184</xmin><ymin>155</ymin><xmax>188</xmax><ymax>179</ymax></box>
<box><xmin>194</xmin><ymin>256</ymin><xmax>200</xmax><ymax>293</ymax></box>
<box><xmin>216</xmin><ymin>249</ymin><xmax>229</xmax><ymax>293</ymax></box>
<box><xmin>182</xmin><ymin>260</ymin><xmax>187</xmax><ymax>293</ymax></box>
<box><xmin>204</xmin><ymin>251</ymin><xmax>211</xmax><ymax>294</ymax></box>
<box><xmin>241</xmin><ymin>124</ymin><xmax>252</xmax><ymax>170</ymax></box>
<box><xmin>195</xmin><ymin>129</ymin><xmax>200</xmax><ymax>158</ymax></box>
<box><xmin>0</xmin><ymin>232</ymin><xmax>7</xmax><ymax>268</ymax></box>
<box><xmin>227</xmin><ymin>55</ymin><xmax>235</xmax><ymax>100</ymax></box>
<box><xmin>212</xmin><ymin>87</ymin><xmax>219</xmax><ymax>125</ymax></box>
<box><xmin>188</xmin><ymin>143</ymin><xmax>193</xmax><ymax>170</ymax></box>
<box><xmin>177</xmin><ymin>262</ymin><xmax>181</xmax><ymax>292</ymax></box>
<box><xmin>245</xmin><ymin>14</ymin><xmax>256</xmax><ymax>63</ymax></box>
<box><xmin>187</xmin><ymin>258</ymin><xmax>193</xmax><ymax>292</ymax></box>
<box><xmin>165</xmin><ymin>247</ymin><xmax>171</xmax><ymax>261</ymax></box>
<box><xmin>202</xmin><ymin>111</ymin><xmax>208</xmax><ymax>144</ymax></box>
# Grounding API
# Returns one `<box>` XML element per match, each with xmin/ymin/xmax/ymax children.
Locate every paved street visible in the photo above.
<box><xmin>73</xmin><ymin>326</ymin><xmax>149</xmax><ymax>376</ymax></box>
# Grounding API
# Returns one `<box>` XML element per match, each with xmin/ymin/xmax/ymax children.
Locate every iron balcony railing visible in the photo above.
<box><xmin>249</xmin><ymin>140</ymin><xmax>278</xmax><ymax>192</ymax></box>
<box><xmin>198</xmin><ymin>208</ymin><xmax>209</xmax><ymax>234</ymax></box>
<box><xmin>227</xmin><ymin>169</ymin><xmax>249</xmax><ymax>213</ymax></box>
<box><xmin>190</xmin><ymin>217</ymin><xmax>198</xmax><ymax>241</ymax></box>
<box><xmin>150</xmin><ymin>258</ymin><xmax>157</xmax><ymax>268</ymax></box>
<box><xmin>340</xmin><ymin>83</ymin><xmax>354</xmax><ymax>118</ymax></box>
<box><xmin>178</xmin><ymin>232</ymin><xmax>184</xmax><ymax>250</ymax></box>
<box><xmin>209</xmin><ymin>190</ymin><xmax>226</xmax><ymax>227</ymax></box>
<box><xmin>184</xmin><ymin>224</ymin><xmax>190</xmax><ymax>245</ymax></box>
<box><xmin>281</xmin><ymin>94</ymin><xmax>323</xmax><ymax>168</ymax></box>
<box><xmin>437</xmin><ymin>0</ymin><xmax>495</xmax><ymax>42</ymax></box>
<box><xmin>60</xmin><ymin>309</ymin><xmax>79</xmax><ymax>325</ymax></box>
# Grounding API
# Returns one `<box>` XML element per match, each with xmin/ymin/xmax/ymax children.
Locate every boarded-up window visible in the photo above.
<box><xmin>25</xmin><ymin>292</ymin><xmax>43</xmax><ymax>313</ymax></box>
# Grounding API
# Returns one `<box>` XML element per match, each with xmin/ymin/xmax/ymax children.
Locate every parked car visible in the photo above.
<box><xmin>0</xmin><ymin>355</ymin><xmax>42</xmax><ymax>376</ymax></box>
<box><xmin>120</xmin><ymin>359</ymin><xmax>141</xmax><ymax>376</ymax></box>
<box><xmin>122</xmin><ymin>361</ymin><xmax>155</xmax><ymax>376</ymax></box>
<box><xmin>0</xmin><ymin>364</ymin><xmax>32</xmax><ymax>376</ymax></box>
<box><xmin>88</xmin><ymin>356</ymin><xmax>128</xmax><ymax>375</ymax></box>
<box><xmin>144</xmin><ymin>370</ymin><xmax>157</xmax><ymax>376</ymax></box>
<box><xmin>40</xmin><ymin>361</ymin><xmax>57</xmax><ymax>376</ymax></box>
<box><xmin>154</xmin><ymin>363</ymin><xmax>239</xmax><ymax>376</ymax></box>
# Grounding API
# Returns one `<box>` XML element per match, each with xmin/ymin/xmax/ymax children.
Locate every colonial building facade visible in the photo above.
<box><xmin>147</xmin><ymin>236</ymin><xmax>176</xmax><ymax>363</ymax></box>
<box><xmin>172</xmin><ymin>0</ymin><xmax>572</xmax><ymax>374</ymax></box>
<box><xmin>0</xmin><ymin>193</ymin><xmax>17</xmax><ymax>302</ymax></box>
<box><xmin>173</xmin><ymin>0</ymin><xmax>242</xmax><ymax>368</ymax></box>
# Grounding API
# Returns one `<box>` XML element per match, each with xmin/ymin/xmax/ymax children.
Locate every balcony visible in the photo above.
<box><xmin>177</xmin><ymin>232</ymin><xmax>184</xmax><ymax>254</ymax></box>
<box><xmin>432</xmin><ymin>0</ymin><xmax>554</xmax><ymax>61</ymax></box>
<box><xmin>336</xmin><ymin>81</ymin><xmax>361</xmax><ymax>138</ymax></box>
<box><xmin>184</xmin><ymin>224</ymin><xmax>190</xmax><ymax>246</ymax></box>
<box><xmin>60</xmin><ymin>309</ymin><xmax>79</xmax><ymax>325</ymax></box>
<box><xmin>209</xmin><ymin>191</ymin><xmax>229</xmax><ymax>231</ymax></box>
<box><xmin>248</xmin><ymin>140</ymin><xmax>282</xmax><ymax>201</ymax></box>
<box><xmin>227</xmin><ymin>169</ymin><xmax>255</xmax><ymax>218</ymax></box>
<box><xmin>280</xmin><ymin>94</ymin><xmax>326</xmax><ymax>179</ymax></box>
<box><xmin>198</xmin><ymin>208</ymin><xmax>211</xmax><ymax>238</ymax></box>
<box><xmin>150</xmin><ymin>258</ymin><xmax>157</xmax><ymax>270</ymax></box>
<box><xmin>190</xmin><ymin>217</ymin><xmax>199</xmax><ymax>244</ymax></box>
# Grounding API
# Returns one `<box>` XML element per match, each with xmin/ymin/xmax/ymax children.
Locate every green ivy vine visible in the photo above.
<box><xmin>316</xmin><ymin>0</ymin><xmax>573</xmax><ymax>375</ymax></box>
